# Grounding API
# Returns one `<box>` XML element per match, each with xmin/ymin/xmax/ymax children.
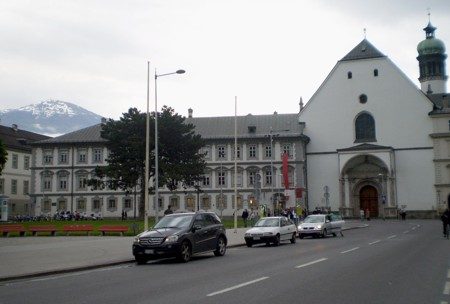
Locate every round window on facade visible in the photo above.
<box><xmin>359</xmin><ymin>94</ymin><xmax>368</xmax><ymax>104</ymax></box>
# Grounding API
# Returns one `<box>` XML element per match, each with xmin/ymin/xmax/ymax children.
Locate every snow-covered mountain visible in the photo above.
<box><xmin>0</xmin><ymin>100</ymin><xmax>103</xmax><ymax>136</ymax></box>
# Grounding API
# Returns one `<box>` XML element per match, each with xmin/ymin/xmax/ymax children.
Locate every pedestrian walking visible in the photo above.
<box><xmin>242</xmin><ymin>209</ymin><xmax>249</xmax><ymax>227</ymax></box>
<box><xmin>164</xmin><ymin>205</ymin><xmax>173</xmax><ymax>215</ymax></box>
<box><xmin>360</xmin><ymin>209</ymin><xmax>364</xmax><ymax>221</ymax></box>
<box><xmin>441</xmin><ymin>208</ymin><xmax>450</xmax><ymax>238</ymax></box>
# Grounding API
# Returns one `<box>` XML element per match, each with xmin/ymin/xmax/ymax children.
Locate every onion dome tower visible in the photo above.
<box><xmin>417</xmin><ymin>20</ymin><xmax>447</xmax><ymax>94</ymax></box>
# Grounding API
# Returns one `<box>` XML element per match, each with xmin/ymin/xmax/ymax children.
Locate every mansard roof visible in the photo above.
<box><xmin>186</xmin><ymin>113</ymin><xmax>307</xmax><ymax>140</ymax></box>
<box><xmin>33</xmin><ymin>123</ymin><xmax>106</xmax><ymax>145</ymax></box>
<box><xmin>340</xmin><ymin>39</ymin><xmax>386</xmax><ymax>62</ymax></box>
<box><xmin>0</xmin><ymin>124</ymin><xmax>50</xmax><ymax>152</ymax></box>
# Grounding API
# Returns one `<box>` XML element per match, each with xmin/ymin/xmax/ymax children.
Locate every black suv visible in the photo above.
<box><xmin>132</xmin><ymin>211</ymin><xmax>227</xmax><ymax>264</ymax></box>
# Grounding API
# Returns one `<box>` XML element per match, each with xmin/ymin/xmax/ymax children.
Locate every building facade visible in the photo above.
<box><xmin>31</xmin><ymin>114</ymin><xmax>309</xmax><ymax>218</ymax></box>
<box><xmin>0</xmin><ymin>124</ymin><xmax>49</xmax><ymax>217</ymax></box>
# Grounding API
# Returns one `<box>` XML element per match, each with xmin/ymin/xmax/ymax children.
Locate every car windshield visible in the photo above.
<box><xmin>304</xmin><ymin>216</ymin><xmax>325</xmax><ymax>223</ymax></box>
<box><xmin>153</xmin><ymin>215</ymin><xmax>193</xmax><ymax>229</ymax></box>
<box><xmin>254</xmin><ymin>218</ymin><xmax>280</xmax><ymax>227</ymax></box>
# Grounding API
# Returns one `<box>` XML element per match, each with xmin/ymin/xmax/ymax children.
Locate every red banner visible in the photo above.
<box><xmin>282</xmin><ymin>152</ymin><xmax>289</xmax><ymax>189</ymax></box>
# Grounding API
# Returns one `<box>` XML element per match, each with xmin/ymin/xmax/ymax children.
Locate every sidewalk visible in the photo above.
<box><xmin>0</xmin><ymin>221</ymin><xmax>367</xmax><ymax>281</ymax></box>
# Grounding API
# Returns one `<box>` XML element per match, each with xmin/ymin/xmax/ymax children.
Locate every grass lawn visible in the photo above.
<box><xmin>0</xmin><ymin>217</ymin><xmax>247</xmax><ymax>237</ymax></box>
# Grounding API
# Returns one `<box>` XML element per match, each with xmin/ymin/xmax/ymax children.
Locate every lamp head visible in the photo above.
<box><xmin>176</xmin><ymin>69</ymin><xmax>185</xmax><ymax>74</ymax></box>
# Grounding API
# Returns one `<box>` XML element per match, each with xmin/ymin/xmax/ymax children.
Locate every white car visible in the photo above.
<box><xmin>244</xmin><ymin>216</ymin><xmax>297</xmax><ymax>247</ymax></box>
<box><xmin>298</xmin><ymin>214</ymin><xmax>345</xmax><ymax>238</ymax></box>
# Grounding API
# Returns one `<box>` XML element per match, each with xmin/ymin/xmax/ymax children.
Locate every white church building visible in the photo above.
<box><xmin>300</xmin><ymin>21</ymin><xmax>448</xmax><ymax>218</ymax></box>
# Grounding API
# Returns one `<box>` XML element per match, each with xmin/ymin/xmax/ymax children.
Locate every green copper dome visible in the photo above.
<box><xmin>417</xmin><ymin>22</ymin><xmax>446</xmax><ymax>55</ymax></box>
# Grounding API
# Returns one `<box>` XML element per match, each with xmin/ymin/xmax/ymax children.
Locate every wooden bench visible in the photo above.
<box><xmin>98</xmin><ymin>225</ymin><xmax>129</xmax><ymax>236</ymax></box>
<box><xmin>29</xmin><ymin>225</ymin><xmax>57</xmax><ymax>236</ymax></box>
<box><xmin>0</xmin><ymin>224</ymin><xmax>26</xmax><ymax>237</ymax></box>
<box><xmin>62</xmin><ymin>224</ymin><xmax>94</xmax><ymax>236</ymax></box>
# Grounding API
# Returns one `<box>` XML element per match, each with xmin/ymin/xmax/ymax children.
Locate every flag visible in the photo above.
<box><xmin>282</xmin><ymin>152</ymin><xmax>289</xmax><ymax>189</ymax></box>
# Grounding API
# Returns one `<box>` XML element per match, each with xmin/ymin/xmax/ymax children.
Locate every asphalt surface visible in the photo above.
<box><xmin>0</xmin><ymin>221</ymin><xmax>366</xmax><ymax>281</ymax></box>
<box><xmin>1</xmin><ymin>220</ymin><xmax>448</xmax><ymax>304</ymax></box>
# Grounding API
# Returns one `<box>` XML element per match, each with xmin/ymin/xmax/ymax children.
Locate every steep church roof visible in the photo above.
<box><xmin>340</xmin><ymin>39</ymin><xmax>386</xmax><ymax>62</ymax></box>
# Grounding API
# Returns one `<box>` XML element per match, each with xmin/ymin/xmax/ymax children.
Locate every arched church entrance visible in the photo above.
<box><xmin>359</xmin><ymin>185</ymin><xmax>379</xmax><ymax>218</ymax></box>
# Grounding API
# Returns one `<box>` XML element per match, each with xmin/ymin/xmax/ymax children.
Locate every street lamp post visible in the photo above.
<box><xmin>144</xmin><ymin>62</ymin><xmax>151</xmax><ymax>231</ymax></box>
<box><xmin>154</xmin><ymin>68</ymin><xmax>185</xmax><ymax>224</ymax></box>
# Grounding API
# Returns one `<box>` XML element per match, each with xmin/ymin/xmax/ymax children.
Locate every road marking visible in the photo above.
<box><xmin>447</xmin><ymin>269</ymin><xmax>450</xmax><ymax>279</ymax></box>
<box><xmin>295</xmin><ymin>258</ymin><xmax>328</xmax><ymax>269</ymax></box>
<box><xmin>440</xmin><ymin>301</ymin><xmax>448</xmax><ymax>304</ymax></box>
<box><xmin>207</xmin><ymin>277</ymin><xmax>269</xmax><ymax>297</ymax></box>
<box><xmin>411</xmin><ymin>227</ymin><xmax>416</xmax><ymax>230</ymax></box>
<box><xmin>444</xmin><ymin>282</ymin><xmax>450</xmax><ymax>295</ymax></box>
<box><xmin>387</xmin><ymin>235</ymin><xmax>397</xmax><ymax>239</ymax></box>
<box><xmin>369</xmin><ymin>240</ymin><xmax>380</xmax><ymax>245</ymax></box>
<box><xmin>341</xmin><ymin>247</ymin><xmax>359</xmax><ymax>254</ymax></box>
<box><xmin>403</xmin><ymin>230</ymin><xmax>409</xmax><ymax>234</ymax></box>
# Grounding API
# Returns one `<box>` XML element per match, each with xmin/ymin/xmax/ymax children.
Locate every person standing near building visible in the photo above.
<box><xmin>441</xmin><ymin>208</ymin><xmax>450</xmax><ymax>238</ymax></box>
<box><xmin>242</xmin><ymin>208</ymin><xmax>249</xmax><ymax>227</ymax></box>
<box><xmin>164</xmin><ymin>205</ymin><xmax>173</xmax><ymax>216</ymax></box>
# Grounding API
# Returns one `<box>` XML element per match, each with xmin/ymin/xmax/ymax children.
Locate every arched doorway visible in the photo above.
<box><xmin>360</xmin><ymin>185</ymin><xmax>379</xmax><ymax>218</ymax></box>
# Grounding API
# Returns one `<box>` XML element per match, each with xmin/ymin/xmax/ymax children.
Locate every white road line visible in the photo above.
<box><xmin>403</xmin><ymin>230</ymin><xmax>409</xmax><ymax>234</ymax></box>
<box><xmin>447</xmin><ymin>269</ymin><xmax>450</xmax><ymax>279</ymax></box>
<box><xmin>207</xmin><ymin>277</ymin><xmax>269</xmax><ymax>297</ymax></box>
<box><xmin>369</xmin><ymin>240</ymin><xmax>381</xmax><ymax>245</ymax></box>
<box><xmin>444</xmin><ymin>282</ymin><xmax>450</xmax><ymax>295</ymax></box>
<box><xmin>387</xmin><ymin>235</ymin><xmax>397</xmax><ymax>239</ymax></box>
<box><xmin>411</xmin><ymin>227</ymin><xmax>416</xmax><ymax>230</ymax></box>
<box><xmin>341</xmin><ymin>247</ymin><xmax>360</xmax><ymax>254</ymax></box>
<box><xmin>295</xmin><ymin>258</ymin><xmax>328</xmax><ymax>269</ymax></box>
<box><xmin>440</xmin><ymin>301</ymin><xmax>448</xmax><ymax>304</ymax></box>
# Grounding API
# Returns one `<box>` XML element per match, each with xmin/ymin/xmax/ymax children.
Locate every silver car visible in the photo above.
<box><xmin>244</xmin><ymin>216</ymin><xmax>297</xmax><ymax>247</ymax></box>
<box><xmin>298</xmin><ymin>214</ymin><xmax>345</xmax><ymax>238</ymax></box>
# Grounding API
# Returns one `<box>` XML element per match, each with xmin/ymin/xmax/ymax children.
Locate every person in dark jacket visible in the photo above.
<box><xmin>441</xmin><ymin>208</ymin><xmax>450</xmax><ymax>237</ymax></box>
<box><xmin>242</xmin><ymin>209</ymin><xmax>249</xmax><ymax>227</ymax></box>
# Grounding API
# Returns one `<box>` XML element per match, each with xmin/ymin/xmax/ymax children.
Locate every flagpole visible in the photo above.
<box><xmin>234</xmin><ymin>96</ymin><xmax>238</xmax><ymax>232</ymax></box>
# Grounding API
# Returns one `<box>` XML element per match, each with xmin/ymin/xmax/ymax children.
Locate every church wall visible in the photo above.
<box><xmin>306</xmin><ymin>153</ymin><xmax>340</xmax><ymax>211</ymax></box>
<box><xmin>301</xmin><ymin>57</ymin><xmax>434</xmax><ymax>154</ymax></box>
<box><xmin>395</xmin><ymin>149</ymin><xmax>435</xmax><ymax>211</ymax></box>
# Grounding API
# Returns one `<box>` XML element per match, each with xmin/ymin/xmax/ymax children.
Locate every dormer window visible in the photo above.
<box><xmin>248</xmin><ymin>126</ymin><xmax>256</xmax><ymax>133</ymax></box>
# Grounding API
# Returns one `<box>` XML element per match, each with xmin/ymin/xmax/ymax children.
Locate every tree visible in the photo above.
<box><xmin>0</xmin><ymin>139</ymin><xmax>7</xmax><ymax>176</ymax></box>
<box><xmin>89</xmin><ymin>106</ymin><xmax>206</xmax><ymax>216</ymax></box>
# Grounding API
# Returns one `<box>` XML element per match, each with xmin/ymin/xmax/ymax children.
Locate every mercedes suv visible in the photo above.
<box><xmin>132</xmin><ymin>211</ymin><xmax>227</xmax><ymax>264</ymax></box>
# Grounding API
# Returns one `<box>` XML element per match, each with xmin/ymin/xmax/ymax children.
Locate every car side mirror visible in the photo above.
<box><xmin>192</xmin><ymin>224</ymin><xmax>202</xmax><ymax>232</ymax></box>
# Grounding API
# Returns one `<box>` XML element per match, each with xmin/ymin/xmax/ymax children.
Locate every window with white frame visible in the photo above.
<box><xmin>77</xmin><ymin>148</ymin><xmax>87</xmax><ymax>163</ymax></box>
<box><xmin>43</xmin><ymin>199</ymin><xmax>51</xmax><ymax>212</ymax></box>
<box><xmin>218</xmin><ymin>171</ymin><xmax>226</xmax><ymax>187</ymax></box>
<box><xmin>43</xmin><ymin>173</ymin><xmax>52</xmax><ymax>191</ymax></box>
<box><xmin>43</xmin><ymin>150</ymin><xmax>53</xmax><ymax>165</ymax></box>
<box><xmin>232</xmin><ymin>145</ymin><xmax>241</xmax><ymax>159</ymax></box>
<box><xmin>231</xmin><ymin>195</ymin><xmax>243</xmax><ymax>210</ymax></box>
<box><xmin>11</xmin><ymin>179</ymin><xmax>17</xmax><ymax>194</ymax></box>
<box><xmin>231</xmin><ymin>171</ymin><xmax>243</xmax><ymax>187</ymax></box>
<box><xmin>92</xmin><ymin>198</ymin><xmax>101</xmax><ymax>211</ymax></box>
<box><xmin>12</xmin><ymin>154</ymin><xmax>18</xmax><ymax>169</ymax></box>
<box><xmin>248</xmin><ymin>144</ymin><xmax>257</xmax><ymax>159</ymax></box>
<box><xmin>216</xmin><ymin>194</ymin><xmax>227</xmax><ymax>210</ymax></box>
<box><xmin>185</xmin><ymin>196</ymin><xmax>195</xmax><ymax>211</ymax></box>
<box><xmin>58</xmin><ymin>149</ymin><xmax>68</xmax><ymax>164</ymax></box>
<box><xmin>282</xmin><ymin>144</ymin><xmax>292</xmax><ymax>157</ymax></box>
<box><xmin>23</xmin><ymin>180</ymin><xmax>29</xmax><ymax>195</ymax></box>
<box><xmin>265</xmin><ymin>169</ymin><xmax>272</xmax><ymax>186</ymax></box>
<box><xmin>264</xmin><ymin>145</ymin><xmax>272</xmax><ymax>158</ymax></box>
<box><xmin>170</xmin><ymin>196</ymin><xmax>180</xmax><ymax>210</ymax></box>
<box><xmin>93</xmin><ymin>148</ymin><xmax>103</xmax><ymax>163</ymax></box>
<box><xmin>248</xmin><ymin>171</ymin><xmax>256</xmax><ymax>186</ymax></box>
<box><xmin>24</xmin><ymin>156</ymin><xmax>30</xmax><ymax>170</ymax></box>
<box><xmin>201</xmin><ymin>196</ymin><xmax>211</xmax><ymax>210</ymax></box>
<box><xmin>58</xmin><ymin>172</ymin><xmax>69</xmax><ymax>191</ymax></box>
<box><xmin>108</xmin><ymin>197</ymin><xmax>117</xmax><ymax>209</ymax></box>
<box><xmin>124</xmin><ymin>198</ymin><xmax>132</xmax><ymax>210</ymax></box>
<box><xmin>58</xmin><ymin>199</ymin><xmax>67</xmax><ymax>211</ymax></box>
<box><xmin>217</xmin><ymin>145</ymin><xmax>226</xmax><ymax>160</ymax></box>
<box><xmin>202</xmin><ymin>174</ymin><xmax>211</xmax><ymax>187</ymax></box>
<box><xmin>77</xmin><ymin>173</ymin><xmax>88</xmax><ymax>190</ymax></box>
<box><xmin>77</xmin><ymin>198</ymin><xmax>86</xmax><ymax>212</ymax></box>
<box><xmin>202</xmin><ymin>146</ymin><xmax>211</xmax><ymax>160</ymax></box>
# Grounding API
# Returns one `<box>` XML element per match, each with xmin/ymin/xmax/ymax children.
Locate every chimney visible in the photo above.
<box><xmin>101</xmin><ymin>117</ymin><xmax>107</xmax><ymax>124</ymax></box>
<box><xmin>11</xmin><ymin>124</ymin><xmax>18</xmax><ymax>132</ymax></box>
<box><xmin>188</xmin><ymin>108</ymin><xmax>193</xmax><ymax>118</ymax></box>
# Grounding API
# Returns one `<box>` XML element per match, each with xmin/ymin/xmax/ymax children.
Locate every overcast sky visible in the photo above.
<box><xmin>1</xmin><ymin>0</ymin><xmax>449</xmax><ymax>120</ymax></box>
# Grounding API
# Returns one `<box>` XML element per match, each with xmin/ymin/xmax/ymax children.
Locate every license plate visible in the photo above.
<box><xmin>253</xmin><ymin>236</ymin><xmax>260</xmax><ymax>240</ymax></box>
<box><xmin>145</xmin><ymin>249</ymin><xmax>154</xmax><ymax>254</ymax></box>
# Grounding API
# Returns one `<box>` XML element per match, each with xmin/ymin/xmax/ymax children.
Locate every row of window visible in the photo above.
<box><xmin>0</xmin><ymin>178</ymin><xmax>29</xmax><ymax>195</ymax></box>
<box><xmin>41</xmin><ymin>197</ymin><xmax>133</xmax><ymax>213</ymax></box>
<box><xmin>347</xmin><ymin>69</ymin><xmax>379</xmax><ymax>79</ymax></box>
<box><xmin>42</xmin><ymin>147</ymin><xmax>104</xmax><ymax>166</ymax></box>
<box><xmin>202</xmin><ymin>143</ymin><xmax>293</xmax><ymax>161</ymax></box>
<box><xmin>9</xmin><ymin>154</ymin><xmax>30</xmax><ymax>170</ymax></box>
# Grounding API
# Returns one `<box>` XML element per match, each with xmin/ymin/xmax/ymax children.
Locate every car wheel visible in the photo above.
<box><xmin>322</xmin><ymin>229</ymin><xmax>327</xmax><ymax>238</ymax></box>
<box><xmin>274</xmin><ymin>234</ymin><xmax>281</xmax><ymax>246</ymax></box>
<box><xmin>290</xmin><ymin>233</ymin><xmax>296</xmax><ymax>244</ymax></box>
<box><xmin>135</xmin><ymin>256</ymin><xmax>148</xmax><ymax>265</ymax></box>
<box><xmin>246</xmin><ymin>240</ymin><xmax>253</xmax><ymax>247</ymax></box>
<box><xmin>265</xmin><ymin>242</ymin><xmax>271</xmax><ymax>246</ymax></box>
<box><xmin>299</xmin><ymin>234</ymin><xmax>304</xmax><ymax>239</ymax></box>
<box><xmin>332</xmin><ymin>233</ymin><xmax>337</xmax><ymax>237</ymax></box>
<box><xmin>214</xmin><ymin>237</ymin><xmax>227</xmax><ymax>256</ymax></box>
<box><xmin>177</xmin><ymin>241</ymin><xmax>191</xmax><ymax>263</ymax></box>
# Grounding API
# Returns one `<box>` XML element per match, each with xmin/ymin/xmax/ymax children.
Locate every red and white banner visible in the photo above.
<box><xmin>282</xmin><ymin>152</ymin><xmax>289</xmax><ymax>189</ymax></box>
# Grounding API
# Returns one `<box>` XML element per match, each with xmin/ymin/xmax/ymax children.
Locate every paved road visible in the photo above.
<box><xmin>1</xmin><ymin>220</ymin><xmax>448</xmax><ymax>304</ymax></box>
